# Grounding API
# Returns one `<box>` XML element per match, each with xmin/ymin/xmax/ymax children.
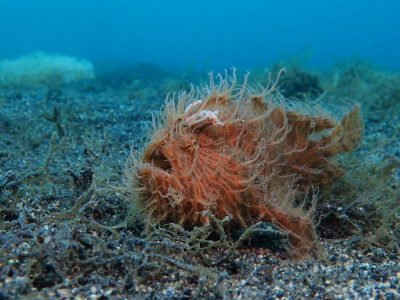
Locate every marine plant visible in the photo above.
<box><xmin>0</xmin><ymin>52</ymin><xmax>95</xmax><ymax>89</ymax></box>
<box><xmin>124</xmin><ymin>69</ymin><xmax>363</xmax><ymax>259</ymax></box>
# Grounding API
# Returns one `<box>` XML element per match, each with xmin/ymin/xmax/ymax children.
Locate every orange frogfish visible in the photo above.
<box><xmin>124</xmin><ymin>69</ymin><xmax>363</xmax><ymax>259</ymax></box>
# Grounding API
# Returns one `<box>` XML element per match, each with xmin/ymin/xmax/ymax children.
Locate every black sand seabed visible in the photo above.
<box><xmin>0</xmin><ymin>61</ymin><xmax>399</xmax><ymax>299</ymax></box>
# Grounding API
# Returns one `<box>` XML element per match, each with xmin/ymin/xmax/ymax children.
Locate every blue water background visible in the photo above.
<box><xmin>1</xmin><ymin>0</ymin><xmax>399</xmax><ymax>71</ymax></box>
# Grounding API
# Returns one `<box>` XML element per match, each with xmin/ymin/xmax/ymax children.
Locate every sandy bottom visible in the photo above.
<box><xmin>0</xmin><ymin>61</ymin><xmax>399</xmax><ymax>299</ymax></box>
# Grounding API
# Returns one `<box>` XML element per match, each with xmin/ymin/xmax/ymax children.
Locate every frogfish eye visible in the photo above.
<box><xmin>192</xmin><ymin>140</ymin><xmax>198</xmax><ymax>147</ymax></box>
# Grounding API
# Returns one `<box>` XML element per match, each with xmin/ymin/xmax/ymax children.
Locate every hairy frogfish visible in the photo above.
<box><xmin>124</xmin><ymin>69</ymin><xmax>363</xmax><ymax>259</ymax></box>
